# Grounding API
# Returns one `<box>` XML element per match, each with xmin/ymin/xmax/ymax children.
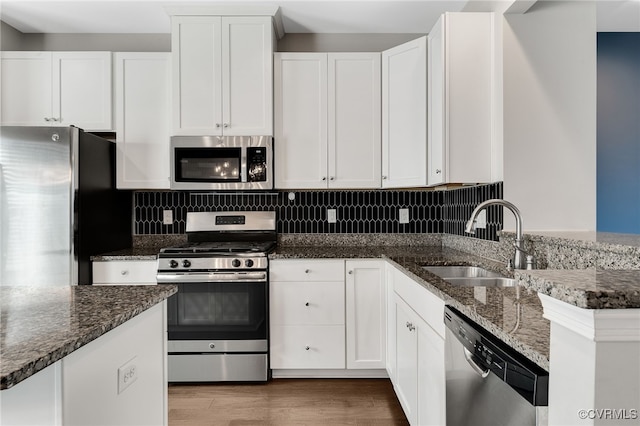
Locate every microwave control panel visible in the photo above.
<box><xmin>247</xmin><ymin>147</ymin><xmax>267</xmax><ymax>182</ymax></box>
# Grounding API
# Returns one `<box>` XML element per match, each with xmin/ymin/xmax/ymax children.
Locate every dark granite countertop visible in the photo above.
<box><xmin>91</xmin><ymin>246</ymin><xmax>160</xmax><ymax>261</ymax></box>
<box><xmin>271</xmin><ymin>245</ymin><xmax>550</xmax><ymax>371</ymax></box>
<box><xmin>0</xmin><ymin>285</ymin><xmax>177</xmax><ymax>390</ymax></box>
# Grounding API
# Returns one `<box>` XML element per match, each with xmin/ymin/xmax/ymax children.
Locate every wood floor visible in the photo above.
<box><xmin>168</xmin><ymin>378</ymin><xmax>409</xmax><ymax>426</ymax></box>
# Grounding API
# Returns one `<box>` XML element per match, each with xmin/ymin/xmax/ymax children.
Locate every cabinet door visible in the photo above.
<box><xmin>427</xmin><ymin>13</ymin><xmax>495</xmax><ymax>186</ymax></box>
<box><xmin>385</xmin><ymin>263</ymin><xmax>397</xmax><ymax>381</ymax></box>
<box><xmin>381</xmin><ymin>37</ymin><xmax>427</xmax><ymax>188</ymax></box>
<box><xmin>394</xmin><ymin>297</ymin><xmax>418</xmax><ymax>425</ymax></box>
<box><xmin>172</xmin><ymin>16</ymin><xmax>223</xmax><ymax>135</ymax></box>
<box><xmin>114</xmin><ymin>52</ymin><xmax>171</xmax><ymax>189</ymax></box>
<box><xmin>52</xmin><ymin>52</ymin><xmax>112</xmax><ymax>131</ymax></box>
<box><xmin>274</xmin><ymin>53</ymin><xmax>328</xmax><ymax>189</ymax></box>
<box><xmin>1</xmin><ymin>52</ymin><xmax>53</xmax><ymax>126</ymax></box>
<box><xmin>328</xmin><ymin>53</ymin><xmax>381</xmax><ymax>188</ymax></box>
<box><xmin>427</xmin><ymin>17</ymin><xmax>446</xmax><ymax>186</ymax></box>
<box><xmin>345</xmin><ymin>260</ymin><xmax>386</xmax><ymax>369</ymax></box>
<box><xmin>270</xmin><ymin>325</ymin><xmax>345</xmax><ymax>369</ymax></box>
<box><xmin>271</xmin><ymin>281</ymin><xmax>345</xmax><ymax>326</ymax></box>
<box><xmin>417</xmin><ymin>321</ymin><xmax>446</xmax><ymax>426</ymax></box>
<box><xmin>222</xmin><ymin>16</ymin><xmax>273</xmax><ymax>136</ymax></box>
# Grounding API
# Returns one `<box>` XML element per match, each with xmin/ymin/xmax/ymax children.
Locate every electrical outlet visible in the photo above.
<box><xmin>399</xmin><ymin>208</ymin><xmax>409</xmax><ymax>224</ymax></box>
<box><xmin>327</xmin><ymin>209</ymin><xmax>337</xmax><ymax>224</ymax></box>
<box><xmin>475</xmin><ymin>210</ymin><xmax>487</xmax><ymax>229</ymax></box>
<box><xmin>163</xmin><ymin>209</ymin><xmax>173</xmax><ymax>225</ymax></box>
<box><xmin>118</xmin><ymin>357</ymin><xmax>138</xmax><ymax>394</ymax></box>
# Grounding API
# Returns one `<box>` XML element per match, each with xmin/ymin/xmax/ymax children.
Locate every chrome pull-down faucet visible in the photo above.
<box><xmin>465</xmin><ymin>199</ymin><xmax>528</xmax><ymax>270</ymax></box>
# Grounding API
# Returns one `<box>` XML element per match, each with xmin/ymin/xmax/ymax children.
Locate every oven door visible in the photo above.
<box><xmin>163</xmin><ymin>272</ymin><xmax>268</xmax><ymax>353</ymax></box>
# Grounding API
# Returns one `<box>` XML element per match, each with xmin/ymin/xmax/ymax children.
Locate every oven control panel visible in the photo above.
<box><xmin>158</xmin><ymin>257</ymin><xmax>268</xmax><ymax>271</ymax></box>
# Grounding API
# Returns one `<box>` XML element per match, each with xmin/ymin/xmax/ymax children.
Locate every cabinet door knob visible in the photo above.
<box><xmin>382</xmin><ymin>176</ymin><xmax>387</xmax><ymax>180</ymax></box>
<box><xmin>348</xmin><ymin>270</ymin><xmax>353</xmax><ymax>275</ymax></box>
<box><xmin>305</xmin><ymin>346</ymin><xmax>310</xmax><ymax>351</ymax></box>
<box><xmin>435</xmin><ymin>169</ymin><xmax>442</xmax><ymax>174</ymax></box>
<box><xmin>305</xmin><ymin>269</ymin><xmax>310</xmax><ymax>274</ymax></box>
<box><xmin>216</xmin><ymin>123</ymin><xmax>221</xmax><ymax>128</ymax></box>
<box><xmin>330</xmin><ymin>177</ymin><xmax>334</xmax><ymax>181</ymax></box>
<box><xmin>322</xmin><ymin>177</ymin><xmax>327</xmax><ymax>181</ymax></box>
<box><xmin>120</xmin><ymin>270</ymin><xmax>129</xmax><ymax>276</ymax></box>
<box><xmin>223</xmin><ymin>123</ymin><xmax>229</xmax><ymax>128</ymax></box>
<box><xmin>305</xmin><ymin>302</ymin><xmax>309</xmax><ymax>306</ymax></box>
<box><xmin>44</xmin><ymin>117</ymin><xmax>51</xmax><ymax>122</ymax></box>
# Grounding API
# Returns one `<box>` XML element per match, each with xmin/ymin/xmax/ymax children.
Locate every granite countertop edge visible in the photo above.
<box><xmin>1</xmin><ymin>285</ymin><xmax>177</xmax><ymax>390</ymax></box>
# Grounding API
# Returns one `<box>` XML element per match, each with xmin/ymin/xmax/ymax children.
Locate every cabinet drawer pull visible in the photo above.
<box><xmin>120</xmin><ymin>270</ymin><xmax>129</xmax><ymax>276</ymax></box>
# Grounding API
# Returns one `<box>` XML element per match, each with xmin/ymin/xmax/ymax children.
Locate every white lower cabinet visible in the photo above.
<box><xmin>345</xmin><ymin>260</ymin><xmax>386</xmax><ymax>369</ymax></box>
<box><xmin>92</xmin><ymin>260</ymin><xmax>158</xmax><ymax>285</ymax></box>
<box><xmin>269</xmin><ymin>259</ymin><xmax>346</xmax><ymax>370</ymax></box>
<box><xmin>269</xmin><ymin>259</ymin><xmax>386</xmax><ymax>374</ymax></box>
<box><xmin>391</xmin><ymin>265</ymin><xmax>446</xmax><ymax>426</ymax></box>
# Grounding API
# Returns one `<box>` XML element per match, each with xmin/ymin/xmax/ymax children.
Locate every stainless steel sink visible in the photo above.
<box><xmin>422</xmin><ymin>265</ymin><xmax>516</xmax><ymax>287</ymax></box>
<box><xmin>441</xmin><ymin>277</ymin><xmax>517</xmax><ymax>287</ymax></box>
<box><xmin>422</xmin><ymin>265</ymin><xmax>503</xmax><ymax>278</ymax></box>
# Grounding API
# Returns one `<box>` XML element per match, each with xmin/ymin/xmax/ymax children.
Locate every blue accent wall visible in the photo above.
<box><xmin>597</xmin><ymin>33</ymin><xmax>640</xmax><ymax>234</ymax></box>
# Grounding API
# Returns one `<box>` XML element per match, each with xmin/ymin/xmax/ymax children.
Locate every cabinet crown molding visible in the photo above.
<box><xmin>164</xmin><ymin>5</ymin><xmax>284</xmax><ymax>39</ymax></box>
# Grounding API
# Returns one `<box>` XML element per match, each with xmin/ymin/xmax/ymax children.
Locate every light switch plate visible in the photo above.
<box><xmin>399</xmin><ymin>208</ymin><xmax>409</xmax><ymax>224</ymax></box>
<box><xmin>475</xmin><ymin>210</ymin><xmax>487</xmax><ymax>229</ymax></box>
<box><xmin>327</xmin><ymin>209</ymin><xmax>337</xmax><ymax>223</ymax></box>
<box><xmin>163</xmin><ymin>209</ymin><xmax>173</xmax><ymax>225</ymax></box>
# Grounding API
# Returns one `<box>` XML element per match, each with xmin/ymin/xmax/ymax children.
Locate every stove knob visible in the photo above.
<box><xmin>245</xmin><ymin>259</ymin><xmax>254</xmax><ymax>268</ymax></box>
<box><xmin>182</xmin><ymin>259</ymin><xmax>191</xmax><ymax>268</ymax></box>
<box><xmin>232</xmin><ymin>259</ymin><xmax>241</xmax><ymax>268</ymax></box>
<box><xmin>169</xmin><ymin>260</ymin><xmax>179</xmax><ymax>269</ymax></box>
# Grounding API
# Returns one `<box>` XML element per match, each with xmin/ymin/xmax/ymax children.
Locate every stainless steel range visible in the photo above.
<box><xmin>157</xmin><ymin>211</ymin><xmax>276</xmax><ymax>382</ymax></box>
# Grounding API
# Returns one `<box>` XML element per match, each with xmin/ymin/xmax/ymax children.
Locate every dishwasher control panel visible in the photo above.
<box><xmin>444</xmin><ymin>305</ymin><xmax>549</xmax><ymax>406</ymax></box>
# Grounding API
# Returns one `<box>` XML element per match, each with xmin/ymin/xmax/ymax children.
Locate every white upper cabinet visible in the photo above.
<box><xmin>114</xmin><ymin>52</ymin><xmax>172</xmax><ymax>189</ymax></box>
<box><xmin>275</xmin><ymin>52</ymin><xmax>381</xmax><ymax>189</ymax></box>
<box><xmin>427</xmin><ymin>12</ymin><xmax>495</xmax><ymax>186</ymax></box>
<box><xmin>381</xmin><ymin>37</ymin><xmax>427</xmax><ymax>188</ymax></box>
<box><xmin>274</xmin><ymin>53</ymin><xmax>328</xmax><ymax>189</ymax></box>
<box><xmin>171</xmin><ymin>16</ymin><xmax>273</xmax><ymax>136</ymax></box>
<box><xmin>1</xmin><ymin>51</ymin><xmax>112</xmax><ymax>131</ymax></box>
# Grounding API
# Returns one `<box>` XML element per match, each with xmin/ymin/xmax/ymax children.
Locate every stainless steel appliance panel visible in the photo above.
<box><xmin>0</xmin><ymin>127</ymin><xmax>73</xmax><ymax>286</ymax></box>
<box><xmin>170</xmin><ymin>135</ymin><xmax>272</xmax><ymax>190</ymax></box>
<box><xmin>444</xmin><ymin>306</ymin><xmax>548</xmax><ymax>426</ymax></box>
<box><xmin>168</xmin><ymin>353</ymin><xmax>268</xmax><ymax>382</ymax></box>
<box><xmin>0</xmin><ymin>126</ymin><xmax>131</xmax><ymax>286</ymax></box>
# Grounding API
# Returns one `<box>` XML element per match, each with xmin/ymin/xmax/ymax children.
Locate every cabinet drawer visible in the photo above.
<box><xmin>270</xmin><ymin>325</ymin><xmax>345</xmax><ymax>369</ymax></box>
<box><xmin>93</xmin><ymin>260</ymin><xmax>157</xmax><ymax>284</ymax></box>
<box><xmin>269</xmin><ymin>259</ymin><xmax>344</xmax><ymax>282</ymax></box>
<box><xmin>270</xmin><ymin>281</ymin><xmax>345</xmax><ymax>326</ymax></box>
<box><xmin>393</xmin><ymin>267</ymin><xmax>445</xmax><ymax>338</ymax></box>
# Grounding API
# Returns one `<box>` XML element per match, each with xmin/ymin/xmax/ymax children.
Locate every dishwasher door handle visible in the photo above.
<box><xmin>463</xmin><ymin>348</ymin><xmax>490</xmax><ymax>378</ymax></box>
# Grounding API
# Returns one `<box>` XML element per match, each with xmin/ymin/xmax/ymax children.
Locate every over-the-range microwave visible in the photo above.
<box><xmin>170</xmin><ymin>135</ymin><xmax>273</xmax><ymax>191</ymax></box>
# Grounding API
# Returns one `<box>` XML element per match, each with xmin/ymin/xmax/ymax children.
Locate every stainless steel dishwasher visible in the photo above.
<box><xmin>444</xmin><ymin>306</ymin><xmax>549</xmax><ymax>426</ymax></box>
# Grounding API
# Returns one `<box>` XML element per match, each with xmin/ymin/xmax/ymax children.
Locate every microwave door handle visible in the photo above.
<box><xmin>241</xmin><ymin>147</ymin><xmax>247</xmax><ymax>183</ymax></box>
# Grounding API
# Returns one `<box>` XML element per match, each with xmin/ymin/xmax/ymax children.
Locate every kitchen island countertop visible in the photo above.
<box><xmin>0</xmin><ymin>284</ymin><xmax>176</xmax><ymax>390</ymax></box>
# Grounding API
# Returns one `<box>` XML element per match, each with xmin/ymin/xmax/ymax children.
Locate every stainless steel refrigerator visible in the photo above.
<box><xmin>0</xmin><ymin>126</ymin><xmax>132</xmax><ymax>286</ymax></box>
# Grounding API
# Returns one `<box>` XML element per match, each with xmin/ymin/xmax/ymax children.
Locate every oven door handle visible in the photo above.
<box><xmin>156</xmin><ymin>272</ymin><xmax>267</xmax><ymax>283</ymax></box>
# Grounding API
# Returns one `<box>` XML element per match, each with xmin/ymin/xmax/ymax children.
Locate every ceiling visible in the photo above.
<box><xmin>0</xmin><ymin>0</ymin><xmax>638</xmax><ymax>35</ymax></box>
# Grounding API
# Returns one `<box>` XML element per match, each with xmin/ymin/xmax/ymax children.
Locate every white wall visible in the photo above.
<box><xmin>503</xmin><ymin>1</ymin><xmax>597</xmax><ymax>232</ymax></box>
